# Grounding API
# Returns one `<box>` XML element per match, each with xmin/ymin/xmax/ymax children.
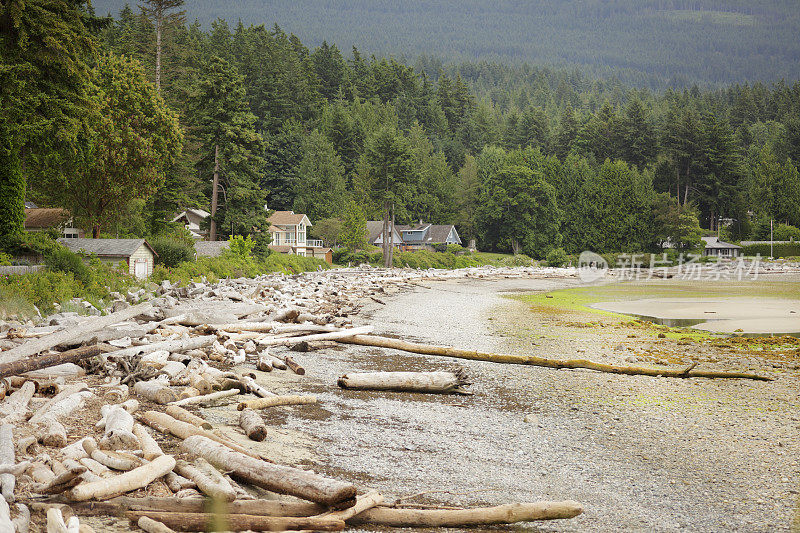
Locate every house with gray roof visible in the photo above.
<box><xmin>366</xmin><ymin>221</ymin><xmax>404</xmax><ymax>248</ymax></box>
<box><xmin>58</xmin><ymin>238</ymin><xmax>157</xmax><ymax>279</ymax></box>
<box><xmin>701</xmin><ymin>236</ymin><xmax>742</xmax><ymax>258</ymax></box>
<box><xmin>395</xmin><ymin>222</ymin><xmax>462</xmax><ymax>250</ymax></box>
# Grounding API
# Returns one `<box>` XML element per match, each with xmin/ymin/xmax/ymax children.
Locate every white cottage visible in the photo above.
<box><xmin>58</xmin><ymin>238</ymin><xmax>158</xmax><ymax>279</ymax></box>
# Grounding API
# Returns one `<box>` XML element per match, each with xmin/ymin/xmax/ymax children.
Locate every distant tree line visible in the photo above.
<box><xmin>4</xmin><ymin>1</ymin><xmax>800</xmax><ymax>260</ymax></box>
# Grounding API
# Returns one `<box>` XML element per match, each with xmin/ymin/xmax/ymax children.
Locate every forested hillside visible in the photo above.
<box><xmin>90</xmin><ymin>0</ymin><xmax>800</xmax><ymax>87</ymax></box>
<box><xmin>4</xmin><ymin>1</ymin><xmax>800</xmax><ymax>261</ymax></box>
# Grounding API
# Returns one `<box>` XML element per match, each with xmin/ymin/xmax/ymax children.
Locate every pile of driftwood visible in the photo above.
<box><xmin>0</xmin><ymin>267</ymin><xmax>591</xmax><ymax>532</ymax></box>
<box><xmin>0</xmin><ymin>266</ymin><xmax>772</xmax><ymax>531</ymax></box>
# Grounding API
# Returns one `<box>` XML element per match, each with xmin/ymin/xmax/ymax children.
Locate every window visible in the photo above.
<box><xmin>62</xmin><ymin>228</ymin><xmax>79</xmax><ymax>239</ymax></box>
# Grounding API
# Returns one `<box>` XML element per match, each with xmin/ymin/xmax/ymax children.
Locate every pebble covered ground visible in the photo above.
<box><xmin>255</xmin><ymin>277</ymin><xmax>800</xmax><ymax>533</ymax></box>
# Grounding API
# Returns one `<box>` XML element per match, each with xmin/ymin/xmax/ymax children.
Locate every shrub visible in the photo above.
<box><xmin>446</xmin><ymin>244</ymin><xmax>466</xmax><ymax>254</ymax></box>
<box><xmin>227</xmin><ymin>235</ymin><xmax>255</xmax><ymax>261</ymax></box>
<box><xmin>149</xmin><ymin>235</ymin><xmax>194</xmax><ymax>267</ymax></box>
<box><xmin>546</xmin><ymin>247</ymin><xmax>568</xmax><ymax>267</ymax></box>
<box><xmin>741</xmin><ymin>243</ymin><xmax>800</xmax><ymax>258</ymax></box>
<box><xmin>44</xmin><ymin>246</ymin><xmax>91</xmax><ymax>285</ymax></box>
<box><xmin>0</xmin><ymin>253</ymin><xmax>11</xmax><ymax>266</ymax></box>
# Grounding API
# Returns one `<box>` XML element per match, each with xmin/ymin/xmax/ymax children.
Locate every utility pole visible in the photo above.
<box><xmin>210</xmin><ymin>144</ymin><xmax>220</xmax><ymax>241</ymax></box>
<box><xmin>770</xmin><ymin>218</ymin><xmax>774</xmax><ymax>258</ymax></box>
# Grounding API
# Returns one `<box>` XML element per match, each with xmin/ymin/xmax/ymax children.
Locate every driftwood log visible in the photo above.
<box><xmin>180</xmin><ymin>436</ymin><xmax>357</xmax><ymax>506</ymax></box>
<box><xmin>126</xmin><ymin>511</ymin><xmax>345</xmax><ymax>532</ymax></box>
<box><xmin>133</xmin><ymin>424</ymin><xmax>163</xmax><ymax>461</ymax></box>
<box><xmin>137</xmin><ymin>516</ymin><xmax>176</xmax><ymax>533</ymax></box>
<box><xmin>164</xmin><ymin>406</ymin><xmax>212</xmax><ymax>430</ymax></box>
<box><xmin>38</xmin><ymin>496</ymin><xmax>325</xmax><ymax>517</ymax></box>
<box><xmin>237</xmin><ymin>395</ymin><xmax>317</xmax><ymax>411</ymax></box>
<box><xmin>174</xmin><ymin>460</ymin><xmax>236</xmax><ymax>502</ymax></box>
<box><xmin>337</xmin><ymin>370</ymin><xmax>469</xmax><ymax>394</ymax></box>
<box><xmin>349</xmin><ymin>501</ymin><xmax>584</xmax><ymax>527</ymax></box>
<box><xmin>0</xmin><ymin>344</ymin><xmax>115</xmax><ymax>380</ymax></box>
<box><xmin>0</xmin><ymin>381</ymin><xmax>35</xmax><ymax>424</ymax></box>
<box><xmin>338</xmin><ymin>335</ymin><xmax>774</xmax><ymax>381</ymax></box>
<box><xmin>134</xmin><ymin>380</ymin><xmax>177</xmax><ymax>405</ymax></box>
<box><xmin>170</xmin><ymin>389</ymin><xmax>238</xmax><ymax>407</ymax></box>
<box><xmin>0</xmin><ymin>425</ymin><xmax>14</xmax><ymax>502</ymax></box>
<box><xmin>0</xmin><ymin>302</ymin><xmax>152</xmax><ymax>365</ymax></box>
<box><xmin>260</xmin><ymin>326</ymin><xmax>373</xmax><ymax>347</ymax></box>
<box><xmin>238</xmin><ymin>409</ymin><xmax>267</xmax><ymax>441</ymax></box>
<box><xmin>282</xmin><ymin>355</ymin><xmax>305</xmax><ymax>375</ymax></box>
<box><xmin>66</xmin><ymin>455</ymin><xmax>176</xmax><ymax>501</ymax></box>
<box><xmin>140</xmin><ymin>411</ymin><xmax>261</xmax><ymax>460</ymax></box>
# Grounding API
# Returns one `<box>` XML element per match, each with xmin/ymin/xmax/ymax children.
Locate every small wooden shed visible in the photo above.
<box><xmin>58</xmin><ymin>238</ymin><xmax>158</xmax><ymax>279</ymax></box>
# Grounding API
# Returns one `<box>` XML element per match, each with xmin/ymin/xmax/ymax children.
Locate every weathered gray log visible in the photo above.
<box><xmin>140</xmin><ymin>412</ymin><xmax>261</xmax><ymax>460</ymax></box>
<box><xmin>0</xmin><ymin>381</ymin><xmax>35</xmax><ymax>424</ymax></box>
<box><xmin>338</xmin><ymin>335</ymin><xmax>773</xmax><ymax>381</ymax></box>
<box><xmin>98</xmin><ymin>406</ymin><xmax>137</xmax><ymax>450</ymax></box>
<box><xmin>174</xmin><ymin>460</ymin><xmax>236</xmax><ymax>502</ymax></box>
<box><xmin>255</xmin><ymin>355</ymin><xmax>273</xmax><ymax>372</ymax></box>
<box><xmin>27</xmin><ymin>461</ymin><xmax>55</xmax><ymax>485</ymax></box>
<box><xmin>164</xmin><ymin>471</ymin><xmax>194</xmax><ymax>492</ymax></box>
<box><xmin>29</xmin><ymin>387</ymin><xmax>93</xmax><ymax>425</ymax></box>
<box><xmin>337</xmin><ymin>371</ymin><xmax>469</xmax><ymax>394</ymax></box>
<box><xmin>164</xmin><ymin>406</ymin><xmax>212</xmax><ymax>430</ymax></box>
<box><xmin>0</xmin><ymin>494</ymin><xmax>12</xmax><ymax>531</ymax></box>
<box><xmin>0</xmin><ymin>425</ymin><xmax>14</xmax><ymax>502</ymax></box>
<box><xmin>180</xmin><ymin>436</ymin><xmax>356</xmax><ymax>506</ymax></box>
<box><xmin>291</xmin><ymin>340</ymin><xmax>339</xmax><ymax>352</ymax></box>
<box><xmin>137</xmin><ymin>516</ymin><xmax>176</xmax><ymax>533</ymax></box>
<box><xmin>110</xmin><ymin>336</ymin><xmax>215</xmax><ymax>361</ymax></box>
<box><xmin>348</xmin><ymin>501</ymin><xmax>584</xmax><ymax>526</ymax></box>
<box><xmin>238</xmin><ymin>409</ymin><xmax>266</xmax><ymax>441</ymax></box>
<box><xmin>268</xmin><ymin>356</ymin><xmax>287</xmax><ymax>370</ymax></box>
<box><xmin>0</xmin><ymin>302</ymin><xmax>152</xmax><ymax>365</ymax></box>
<box><xmin>82</xmin><ymin>439</ymin><xmax>141</xmax><ymax>471</ymax></box>
<box><xmin>282</xmin><ymin>355</ymin><xmax>305</xmax><ymax>375</ymax></box>
<box><xmin>133</xmin><ymin>380</ymin><xmax>177</xmax><ymax>405</ymax></box>
<box><xmin>12</xmin><ymin>502</ymin><xmax>30</xmax><ymax>533</ymax></box>
<box><xmin>66</xmin><ymin>455</ymin><xmax>176</xmax><ymax>502</ymax></box>
<box><xmin>259</xmin><ymin>326</ymin><xmax>373</xmax><ymax>347</ymax></box>
<box><xmin>32</xmin><ymin>465</ymin><xmax>87</xmax><ymax>495</ymax></box>
<box><xmin>238</xmin><ymin>375</ymin><xmax>274</xmax><ymax>398</ymax></box>
<box><xmin>44</xmin><ymin>495</ymin><xmax>324</xmax><ymax>517</ymax></box>
<box><xmin>133</xmin><ymin>424</ymin><xmax>163</xmax><ymax>461</ymax></box>
<box><xmin>169</xmin><ymin>389</ymin><xmax>238</xmax><ymax>407</ymax></box>
<box><xmin>125</xmin><ymin>511</ymin><xmax>345</xmax><ymax>532</ymax></box>
<box><xmin>0</xmin><ymin>344</ymin><xmax>115</xmax><ymax>380</ymax></box>
<box><xmin>237</xmin><ymin>395</ymin><xmax>317</xmax><ymax>411</ymax></box>
<box><xmin>38</xmin><ymin>417</ymin><xmax>68</xmax><ymax>448</ymax></box>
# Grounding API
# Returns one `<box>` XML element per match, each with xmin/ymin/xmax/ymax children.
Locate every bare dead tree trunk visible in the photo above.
<box><xmin>210</xmin><ymin>144</ymin><xmax>220</xmax><ymax>241</ymax></box>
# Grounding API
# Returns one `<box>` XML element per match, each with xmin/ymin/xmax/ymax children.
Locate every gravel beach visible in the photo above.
<box><xmin>261</xmin><ymin>276</ymin><xmax>800</xmax><ymax>532</ymax></box>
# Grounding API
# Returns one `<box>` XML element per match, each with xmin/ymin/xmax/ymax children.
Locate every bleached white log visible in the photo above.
<box><xmin>169</xmin><ymin>389</ymin><xmax>238</xmax><ymax>407</ymax></box>
<box><xmin>98</xmin><ymin>406</ymin><xmax>137</xmax><ymax>450</ymax></box>
<box><xmin>0</xmin><ymin>425</ymin><xmax>14</xmax><ymax>502</ymax></box>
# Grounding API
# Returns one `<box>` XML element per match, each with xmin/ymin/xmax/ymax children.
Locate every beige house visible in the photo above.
<box><xmin>58</xmin><ymin>238</ymin><xmax>157</xmax><ymax>279</ymax></box>
<box><xmin>267</xmin><ymin>211</ymin><xmax>331</xmax><ymax>262</ymax></box>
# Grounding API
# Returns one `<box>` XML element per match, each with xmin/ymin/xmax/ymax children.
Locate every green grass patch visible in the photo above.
<box><xmin>152</xmin><ymin>252</ymin><xmax>329</xmax><ymax>285</ymax></box>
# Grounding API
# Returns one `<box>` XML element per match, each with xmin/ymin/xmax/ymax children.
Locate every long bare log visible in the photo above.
<box><xmin>0</xmin><ymin>494</ymin><xmax>13</xmax><ymax>531</ymax></box>
<box><xmin>319</xmin><ymin>491</ymin><xmax>384</xmax><ymax>521</ymax></box>
<box><xmin>139</xmin><ymin>412</ymin><xmax>261</xmax><ymax>460</ymax></box>
<box><xmin>134</xmin><ymin>380</ymin><xmax>177</xmax><ymax>405</ymax></box>
<box><xmin>349</xmin><ymin>501</ymin><xmax>584</xmax><ymax>527</ymax></box>
<box><xmin>282</xmin><ymin>355</ymin><xmax>305</xmax><ymax>375</ymax></box>
<box><xmin>169</xmin><ymin>389</ymin><xmax>238</xmax><ymax>407</ymax></box>
<box><xmin>66</xmin><ymin>455</ymin><xmax>176</xmax><ymax>502</ymax></box>
<box><xmin>35</xmin><ymin>496</ymin><xmax>324</xmax><ymax>517</ymax></box>
<box><xmin>237</xmin><ymin>395</ymin><xmax>317</xmax><ymax>411</ymax></box>
<box><xmin>110</xmin><ymin>336</ymin><xmax>216</xmax><ymax>361</ymax></box>
<box><xmin>238</xmin><ymin>409</ymin><xmax>266</xmax><ymax>441</ymax></box>
<box><xmin>164</xmin><ymin>406</ymin><xmax>212</xmax><ymax>430</ymax></box>
<box><xmin>180</xmin><ymin>436</ymin><xmax>357</xmax><ymax>506</ymax></box>
<box><xmin>338</xmin><ymin>335</ymin><xmax>774</xmax><ymax>381</ymax></box>
<box><xmin>0</xmin><ymin>344</ymin><xmax>116</xmax><ymax>380</ymax></box>
<box><xmin>125</xmin><ymin>511</ymin><xmax>345</xmax><ymax>532</ymax></box>
<box><xmin>259</xmin><ymin>326</ymin><xmax>373</xmax><ymax>347</ymax></box>
<box><xmin>133</xmin><ymin>424</ymin><xmax>163</xmax><ymax>461</ymax></box>
<box><xmin>173</xmin><ymin>460</ymin><xmax>236</xmax><ymax>502</ymax></box>
<box><xmin>238</xmin><ymin>375</ymin><xmax>274</xmax><ymax>398</ymax></box>
<box><xmin>82</xmin><ymin>439</ymin><xmax>141</xmax><ymax>471</ymax></box>
<box><xmin>0</xmin><ymin>380</ymin><xmax>35</xmax><ymax>424</ymax></box>
<box><xmin>0</xmin><ymin>425</ymin><xmax>15</xmax><ymax>502</ymax></box>
<box><xmin>33</xmin><ymin>465</ymin><xmax>87</xmax><ymax>495</ymax></box>
<box><xmin>0</xmin><ymin>302</ymin><xmax>152</xmax><ymax>365</ymax></box>
<box><xmin>337</xmin><ymin>370</ymin><xmax>469</xmax><ymax>393</ymax></box>
<box><xmin>137</xmin><ymin>516</ymin><xmax>176</xmax><ymax>533</ymax></box>
<box><xmin>30</xmin><ymin>390</ymin><xmax>94</xmax><ymax>425</ymax></box>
